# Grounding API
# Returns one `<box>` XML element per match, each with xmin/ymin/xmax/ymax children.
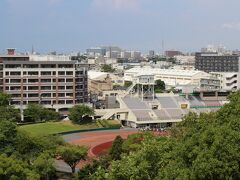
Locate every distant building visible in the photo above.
<box><xmin>120</xmin><ymin>51</ymin><xmax>131</xmax><ymax>59</ymax></box>
<box><xmin>86</xmin><ymin>47</ymin><xmax>106</xmax><ymax>57</ymax></box>
<box><xmin>149</xmin><ymin>50</ymin><xmax>155</xmax><ymax>57</ymax></box>
<box><xmin>174</xmin><ymin>55</ymin><xmax>195</xmax><ymax>65</ymax></box>
<box><xmin>130</xmin><ymin>51</ymin><xmax>141</xmax><ymax>59</ymax></box>
<box><xmin>165</xmin><ymin>50</ymin><xmax>182</xmax><ymax>58</ymax></box>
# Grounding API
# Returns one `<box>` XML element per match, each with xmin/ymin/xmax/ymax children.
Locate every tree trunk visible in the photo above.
<box><xmin>71</xmin><ymin>166</ymin><xmax>75</xmax><ymax>174</ymax></box>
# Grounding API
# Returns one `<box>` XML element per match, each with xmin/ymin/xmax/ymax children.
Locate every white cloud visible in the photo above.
<box><xmin>92</xmin><ymin>0</ymin><xmax>140</xmax><ymax>11</ymax></box>
<box><xmin>222</xmin><ymin>22</ymin><xmax>240</xmax><ymax>30</ymax></box>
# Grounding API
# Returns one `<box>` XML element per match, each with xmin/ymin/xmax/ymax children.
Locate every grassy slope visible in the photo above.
<box><xmin>18</xmin><ymin>121</ymin><xmax>99</xmax><ymax>136</ymax></box>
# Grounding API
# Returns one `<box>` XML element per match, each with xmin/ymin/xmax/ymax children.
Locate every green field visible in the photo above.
<box><xmin>18</xmin><ymin>121</ymin><xmax>100</xmax><ymax>136</ymax></box>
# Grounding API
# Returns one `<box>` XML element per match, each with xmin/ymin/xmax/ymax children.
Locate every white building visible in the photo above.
<box><xmin>130</xmin><ymin>51</ymin><xmax>141</xmax><ymax>59</ymax></box>
<box><xmin>210</xmin><ymin>72</ymin><xmax>240</xmax><ymax>91</ymax></box>
<box><xmin>120</xmin><ymin>51</ymin><xmax>131</xmax><ymax>59</ymax></box>
<box><xmin>174</xmin><ymin>55</ymin><xmax>195</xmax><ymax>65</ymax></box>
<box><xmin>124</xmin><ymin>67</ymin><xmax>217</xmax><ymax>89</ymax></box>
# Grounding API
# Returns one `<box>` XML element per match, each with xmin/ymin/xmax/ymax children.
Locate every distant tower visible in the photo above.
<box><xmin>162</xmin><ymin>40</ymin><xmax>165</xmax><ymax>56</ymax></box>
<box><xmin>31</xmin><ymin>45</ymin><xmax>34</xmax><ymax>54</ymax></box>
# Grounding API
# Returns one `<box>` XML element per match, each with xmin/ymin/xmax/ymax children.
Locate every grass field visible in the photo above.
<box><xmin>18</xmin><ymin>121</ymin><xmax>100</xmax><ymax>136</ymax></box>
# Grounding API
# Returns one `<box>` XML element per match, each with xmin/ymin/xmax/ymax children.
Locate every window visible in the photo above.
<box><xmin>66</xmin><ymin>71</ymin><xmax>73</xmax><ymax>76</ymax></box>
<box><xmin>58</xmin><ymin>71</ymin><xmax>65</xmax><ymax>76</ymax></box>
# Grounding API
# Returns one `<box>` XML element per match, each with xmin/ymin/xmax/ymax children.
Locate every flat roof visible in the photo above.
<box><xmin>125</xmin><ymin>67</ymin><xmax>206</xmax><ymax>77</ymax></box>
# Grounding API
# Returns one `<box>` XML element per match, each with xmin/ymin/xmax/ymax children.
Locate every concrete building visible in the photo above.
<box><xmin>210</xmin><ymin>72</ymin><xmax>240</xmax><ymax>91</ymax></box>
<box><xmin>0</xmin><ymin>50</ymin><xmax>88</xmax><ymax>115</ymax></box>
<box><xmin>130</xmin><ymin>51</ymin><xmax>141</xmax><ymax>59</ymax></box>
<box><xmin>165</xmin><ymin>50</ymin><xmax>182</xmax><ymax>58</ymax></box>
<box><xmin>124</xmin><ymin>67</ymin><xmax>219</xmax><ymax>90</ymax></box>
<box><xmin>88</xmin><ymin>71</ymin><xmax>113</xmax><ymax>95</ymax></box>
<box><xmin>195</xmin><ymin>52</ymin><xmax>240</xmax><ymax>73</ymax></box>
<box><xmin>174</xmin><ymin>55</ymin><xmax>195</xmax><ymax>65</ymax></box>
<box><xmin>120</xmin><ymin>51</ymin><xmax>131</xmax><ymax>59</ymax></box>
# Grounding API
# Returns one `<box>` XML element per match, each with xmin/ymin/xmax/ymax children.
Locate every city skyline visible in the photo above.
<box><xmin>1</xmin><ymin>0</ymin><xmax>240</xmax><ymax>53</ymax></box>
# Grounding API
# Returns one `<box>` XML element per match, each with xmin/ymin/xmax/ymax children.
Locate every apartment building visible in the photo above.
<box><xmin>0</xmin><ymin>50</ymin><xmax>88</xmax><ymax>114</ymax></box>
<box><xmin>195</xmin><ymin>52</ymin><xmax>240</xmax><ymax>73</ymax></box>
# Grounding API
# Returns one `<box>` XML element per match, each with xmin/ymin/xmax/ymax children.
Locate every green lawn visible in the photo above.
<box><xmin>18</xmin><ymin>121</ymin><xmax>100</xmax><ymax>136</ymax></box>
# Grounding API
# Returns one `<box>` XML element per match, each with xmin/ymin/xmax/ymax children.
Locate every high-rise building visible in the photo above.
<box><xmin>0</xmin><ymin>52</ymin><xmax>89</xmax><ymax>115</ymax></box>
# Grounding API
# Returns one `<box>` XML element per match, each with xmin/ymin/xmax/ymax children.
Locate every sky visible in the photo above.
<box><xmin>0</xmin><ymin>0</ymin><xmax>240</xmax><ymax>53</ymax></box>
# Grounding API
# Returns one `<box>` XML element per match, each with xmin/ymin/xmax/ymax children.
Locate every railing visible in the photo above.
<box><xmin>190</xmin><ymin>105</ymin><xmax>223</xmax><ymax>109</ymax></box>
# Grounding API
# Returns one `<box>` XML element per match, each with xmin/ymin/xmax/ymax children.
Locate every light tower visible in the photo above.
<box><xmin>128</xmin><ymin>74</ymin><xmax>155</xmax><ymax>101</ymax></box>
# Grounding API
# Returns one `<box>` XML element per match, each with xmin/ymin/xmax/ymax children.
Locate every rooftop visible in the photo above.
<box><xmin>125</xmin><ymin>67</ymin><xmax>208</xmax><ymax>77</ymax></box>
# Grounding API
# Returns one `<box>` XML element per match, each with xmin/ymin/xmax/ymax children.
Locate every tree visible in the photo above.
<box><xmin>0</xmin><ymin>154</ymin><xmax>40</xmax><ymax>180</ymax></box>
<box><xmin>24</xmin><ymin>104</ymin><xmax>60</xmax><ymax>122</ymax></box>
<box><xmin>0</xmin><ymin>92</ymin><xmax>20</xmax><ymax>122</ymax></box>
<box><xmin>33</xmin><ymin>152</ymin><xmax>55</xmax><ymax>180</ymax></box>
<box><xmin>101</xmin><ymin>64</ymin><xmax>115</xmax><ymax>73</ymax></box>
<box><xmin>76</xmin><ymin>156</ymin><xmax>110</xmax><ymax>180</ymax></box>
<box><xmin>109</xmin><ymin>135</ymin><xmax>124</xmax><ymax>160</ymax></box>
<box><xmin>0</xmin><ymin>92</ymin><xmax>11</xmax><ymax>106</ymax></box>
<box><xmin>0</xmin><ymin>120</ymin><xmax>17</xmax><ymax>154</ymax></box>
<box><xmin>68</xmin><ymin>105</ymin><xmax>94</xmax><ymax>123</ymax></box>
<box><xmin>155</xmin><ymin>79</ymin><xmax>165</xmax><ymax>93</ymax></box>
<box><xmin>57</xmin><ymin>144</ymin><xmax>88</xmax><ymax>174</ymax></box>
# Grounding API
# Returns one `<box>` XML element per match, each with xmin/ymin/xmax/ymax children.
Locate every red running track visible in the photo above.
<box><xmin>70</xmin><ymin>129</ymin><xmax>138</xmax><ymax>157</ymax></box>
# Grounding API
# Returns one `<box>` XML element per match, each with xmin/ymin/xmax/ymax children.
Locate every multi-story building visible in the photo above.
<box><xmin>0</xmin><ymin>50</ymin><xmax>88</xmax><ymax>115</ymax></box>
<box><xmin>165</xmin><ymin>50</ymin><xmax>182</xmax><ymax>58</ymax></box>
<box><xmin>195</xmin><ymin>52</ymin><xmax>240</xmax><ymax>73</ymax></box>
<box><xmin>124</xmin><ymin>67</ymin><xmax>220</xmax><ymax>91</ymax></box>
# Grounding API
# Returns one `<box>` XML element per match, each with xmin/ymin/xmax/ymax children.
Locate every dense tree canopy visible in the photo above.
<box><xmin>24</xmin><ymin>104</ymin><xmax>60</xmax><ymax>122</ymax></box>
<box><xmin>68</xmin><ymin>105</ymin><xmax>94</xmax><ymax>123</ymax></box>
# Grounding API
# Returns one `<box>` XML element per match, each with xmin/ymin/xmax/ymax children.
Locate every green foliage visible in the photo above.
<box><xmin>0</xmin><ymin>92</ymin><xmax>11</xmax><ymax>106</ymax></box>
<box><xmin>101</xmin><ymin>64</ymin><xmax>115</xmax><ymax>73</ymax></box>
<box><xmin>0</xmin><ymin>154</ymin><xmax>40</xmax><ymax>180</ymax></box>
<box><xmin>0</xmin><ymin>119</ymin><xmax>64</xmax><ymax>179</ymax></box>
<box><xmin>155</xmin><ymin>79</ymin><xmax>165</xmax><ymax>93</ymax></box>
<box><xmin>57</xmin><ymin>144</ymin><xmax>88</xmax><ymax>173</ymax></box>
<box><xmin>109</xmin><ymin>136</ymin><xmax>124</xmax><ymax>160</ymax></box>
<box><xmin>0</xmin><ymin>92</ymin><xmax>20</xmax><ymax>122</ymax></box>
<box><xmin>69</xmin><ymin>105</ymin><xmax>95</xmax><ymax>123</ymax></box>
<box><xmin>33</xmin><ymin>152</ymin><xmax>55</xmax><ymax>180</ymax></box>
<box><xmin>24</xmin><ymin>104</ymin><xmax>60</xmax><ymax>122</ymax></box>
<box><xmin>76</xmin><ymin>156</ymin><xmax>110</xmax><ymax>180</ymax></box>
<box><xmin>0</xmin><ymin>120</ymin><xmax>17</xmax><ymax>154</ymax></box>
<box><xmin>0</xmin><ymin>106</ymin><xmax>20</xmax><ymax>122</ymax></box>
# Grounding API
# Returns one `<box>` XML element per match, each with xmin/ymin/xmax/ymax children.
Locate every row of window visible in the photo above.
<box><xmin>5</xmin><ymin>71</ymin><xmax>76</xmax><ymax>76</ymax></box>
<box><xmin>5</xmin><ymin>64</ymin><xmax>74</xmax><ymax>69</ymax></box>
<box><xmin>4</xmin><ymin>78</ymin><xmax>84</xmax><ymax>83</ymax></box>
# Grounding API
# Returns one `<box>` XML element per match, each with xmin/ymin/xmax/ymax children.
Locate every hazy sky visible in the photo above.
<box><xmin>1</xmin><ymin>0</ymin><xmax>240</xmax><ymax>53</ymax></box>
